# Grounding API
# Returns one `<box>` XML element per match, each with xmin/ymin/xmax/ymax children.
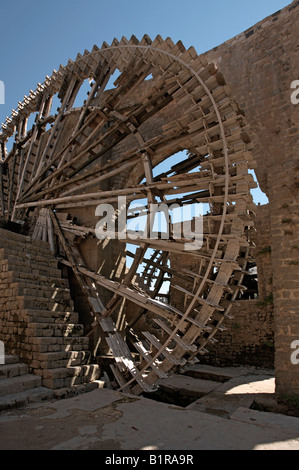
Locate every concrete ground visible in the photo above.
<box><xmin>0</xmin><ymin>365</ymin><xmax>299</xmax><ymax>451</ymax></box>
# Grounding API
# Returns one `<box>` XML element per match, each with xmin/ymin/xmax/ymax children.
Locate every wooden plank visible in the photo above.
<box><xmin>110</xmin><ymin>364</ymin><xmax>131</xmax><ymax>393</ymax></box>
<box><xmin>99</xmin><ymin>317</ymin><xmax>117</xmax><ymax>333</ymax></box>
<box><xmin>152</xmin><ymin>318</ymin><xmax>197</xmax><ymax>352</ymax></box>
<box><xmin>106</xmin><ymin>332</ymin><xmax>157</xmax><ymax>392</ymax></box>
<box><xmin>185</xmin><ymin>288</ymin><xmax>225</xmax><ymax>310</ymax></box>
<box><xmin>49</xmin><ymin>209</ymin><xmax>105</xmax><ymax>320</ymax></box>
<box><xmin>133</xmin><ymin>341</ymin><xmax>168</xmax><ymax>379</ymax></box>
<box><xmin>142</xmin><ymin>331</ymin><xmax>186</xmax><ymax>366</ymax></box>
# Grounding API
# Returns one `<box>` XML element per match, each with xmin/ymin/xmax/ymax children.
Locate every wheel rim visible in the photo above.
<box><xmin>0</xmin><ymin>35</ymin><xmax>256</xmax><ymax>394</ymax></box>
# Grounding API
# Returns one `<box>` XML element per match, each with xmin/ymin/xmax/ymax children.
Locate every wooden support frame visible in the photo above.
<box><xmin>0</xmin><ymin>35</ymin><xmax>256</xmax><ymax>395</ymax></box>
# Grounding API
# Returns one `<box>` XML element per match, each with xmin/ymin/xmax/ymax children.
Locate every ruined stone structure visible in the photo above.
<box><xmin>0</xmin><ymin>1</ymin><xmax>298</xmax><ymax>407</ymax></box>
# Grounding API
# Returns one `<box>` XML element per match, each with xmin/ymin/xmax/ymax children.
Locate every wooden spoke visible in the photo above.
<box><xmin>0</xmin><ymin>35</ymin><xmax>256</xmax><ymax>395</ymax></box>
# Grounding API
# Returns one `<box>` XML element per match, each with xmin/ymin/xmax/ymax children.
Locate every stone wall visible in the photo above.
<box><xmin>199</xmin><ymin>300</ymin><xmax>274</xmax><ymax>369</ymax></box>
<box><xmin>170</xmin><ymin>203</ymin><xmax>275</xmax><ymax>369</ymax></box>
<box><xmin>251</xmin><ymin>204</ymin><xmax>273</xmax><ymax>301</ymax></box>
<box><xmin>205</xmin><ymin>1</ymin><xmax>299</xmax><ymax>400</ymax></box>
<box><xmin>0</xmin><ymin>228</ymin><xmax>99</xmax><ymax>389</ymax></box>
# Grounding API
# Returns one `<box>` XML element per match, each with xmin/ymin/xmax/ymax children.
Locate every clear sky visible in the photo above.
<box><xmin>0</xmin><ymin>0</ymin><xmax>290</xmax><ymax>204</ymax></box>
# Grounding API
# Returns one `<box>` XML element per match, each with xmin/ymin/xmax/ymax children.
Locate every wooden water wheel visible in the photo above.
<box><xmin>0</xmin><ymin>35</ymin><xmax>257</xmax><ymax>395</ymax></box>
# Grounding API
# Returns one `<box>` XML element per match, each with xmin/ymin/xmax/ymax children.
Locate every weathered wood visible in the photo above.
<box><xmin>142</xmin><ymin>331</ymin><xmax>186</xmax><ymax>366</ymax></box>
<box><xmin>106</xmin><ymin>332</ymin><xmax>157</xmax><ymax>392</ymax></box>
<box><xmin>152</xmin><ymin>318</ymin><xmax>197</xmax><ymax>352</ymax></box>
<box><xmin>0</xmin><ymin>36</ymin><xmax>255</xmax><ymax>395</ymax></box>
<box><xmin>49</xmin><ymin>209</ymin><xmax>105</xmax><ymax>320</ymax></box>
<box><xmin>133</xmin><ymin>341</ymin><xmax>168</xmax><ymax>378</ymax></box>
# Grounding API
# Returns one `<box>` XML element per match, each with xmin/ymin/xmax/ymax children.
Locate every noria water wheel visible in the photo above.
<box><xmin>0</xmin><ymin>36</ymin><xmax>257</xmax><ymax>395</ymax></box>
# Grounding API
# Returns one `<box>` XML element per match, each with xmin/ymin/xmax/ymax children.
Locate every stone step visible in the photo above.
<box><xmin>156</xmin><ymin>374</ymin><xmax>220</xmax><ymax>401</ymax></box>
<box><xmin>30</xmin><ymin>350</ymin><xmax>92</xmax><ymax>370</ymax></box>
<box><xmin>2</xmin><ymin>309</ymin><xmax>79</xmax><ymax>324</ymax></box>
<box><xmin>0</xmin><ymin>386</ymin><xmax>55</xmax><ymax>411</ymax></box>
<box><xmin>3</xmin><ymin>354</ymin><xmax>20</xmax><ymax>364</ymax></box>
<box><xmin>0</xmin><ymin>241</ymin><xmax>53</xmax><ymax>261</ymax></box>
<box><xmin>0</xmin><ymin>228</ymin><xmax>100</xmax><ymax>395</ymax></box>
<box><xmin>0</xmin><ymin>270</ymin><xmax>68</xmax><ymax>288</ymax></box>
<box><xmin>4</xmin><ymin>252</ymin><xmax>58</xmax><ymax>269</ymax></box>
<box><xmin>0</xmin><ymin>229</ymin><xmax>53</xmax><ymax>255</ymax></box>
<box><xmin>0</xmin><ymin>283</ymin><xmax>72</xmax><ymax>302</ymax></box>
<box><xmin>52</xmin><ymin>380</ymin><xmax>104</xmax><ymax>400</ymax></box>
<box><xmin>182</xmin><ymin>364</ymin><xmax>272</xmax><ymax>383</ymax></box>
<box><xmin>2</xmin><ymin>321</ymin><xmax>85</xmax><ymax>338</ymax></box>
<box><xmin>3</xmin><ymin>295</ymin><xmax>74</xmax><ymax>312</ymax></box>
<box><xmin>40</xmin><ymin>364</ymin><xmax>100</xmax><ymax>381</ymax></box>
<box><xmin>0</xmin><ymin>245</ymin><xmax>56</xmax><ymax>260</ymax></box>
<box><xmin>19</xmin><ymin>281</ymin><xmax>70</xmax><ymax>293</ymax></box>
<box><xmin>39</xmin><ymin>364</ymin><xmax>100</xmax><ymax>389</ymax></box>
<box><xmin>182</xmin><ymin>364</ymin><xmax>235</xmax><ymax>383</ymax></box>
<box><xmin>5</xmin><ymin>339</ymin><xmax>90</xmax><ymax>366</ymax></box>
<box><xmin>0</xmin><ymin>260</ymin><xmax>61</xmax><ymax>279</ymax></box>
<box><xmin>0</xmin><ymin>373</ymin><xmax>42</xmax><ymax>397</ymax></box>
<box><xmin>0</xmin><ymin>249</ymin><xmax>58</xmax><ymax>268</ymax></box>
<box><xmin>13</xmin><ymin>335</ymin><xmax>90</xmax><ymax>353</ymax></box>
<box><xmin>187</xmin><ymin>374</ymin><xmax>275</xmax><ymax>418</ymax></box>
<box><xmin>22</xmin><ymin>288</ymin><xmax>71</xmax><ymax>302</ymax></box>
<box><xmin>0</xmin><ymin>257</ymin><xmax>61</xmax><ymax>278</ymax></box>
<box><xmin>0</xmin><ymin>228</ymin><xmax>31</xmax><ymax>242</ymax></box>
<box><xmin>0</xmin><ymin>362</ymin><xmax>29</xmax><ymax>380</ymax></box>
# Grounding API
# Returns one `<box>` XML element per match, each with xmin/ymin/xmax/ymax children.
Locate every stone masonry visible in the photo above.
<box><xmin>204</xmin><ymin>1</ymin><xmax>299</xmax><ymax>401</ymax></box>
<box><xmin>169</xmin><ymin>202</ymin><xmax>275</xmax><ymax>369</ymax></box>
<box><xmin>0</xmin><ymin>228</ymin><xmax>100</xmax><ymax>390</ymax></box>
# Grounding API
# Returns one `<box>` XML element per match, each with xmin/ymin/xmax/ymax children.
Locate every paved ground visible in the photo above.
<box><xmin>0</xmin><ymin>366</ymin><xmax>299</xmax><ymax>451</ymax></box>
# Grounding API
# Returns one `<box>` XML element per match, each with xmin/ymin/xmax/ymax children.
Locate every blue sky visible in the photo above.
<box><xmin>0</xmin><ymin>0</ymin><xmax>289</xmax><ymax>204</ymax></box>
